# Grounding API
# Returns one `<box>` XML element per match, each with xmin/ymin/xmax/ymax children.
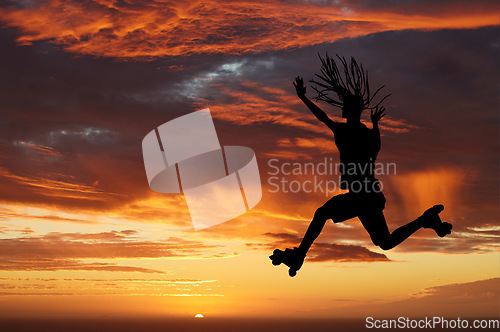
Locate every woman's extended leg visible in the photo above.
<box><xmin>296</xmin><ymin>207</ymin><xmax>330</xmax><ymax>256</ymax></box>
<box><xmin>359</xmin><ymin>205</ymin><xmax>450</xmax><ymax>250</ymax></box>
<box><xmin>270</xmin><ymin>192</ymin><xmax>357</xmax><ymax>276</ymax></box>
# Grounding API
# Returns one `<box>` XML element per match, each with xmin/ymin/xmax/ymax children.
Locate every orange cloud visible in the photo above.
<box><xmin>0</xmin><ymin>166</ymin><xmax>113</xmax><ymax>201</ymax></box>
<box><xmin>204</xmin><ymin>80</ymin><xmax>414</xmax><ymax>135</ymax></box>
<box><xmin>0</xmin><ymin>231</ymin><xmax>232</xmax><ymax>273</ymax></box>
<box><xmin>13</xmin><ymin>141</ymin><xmax>63</xmax><ymax>157</ymax></box>
<box><xmin>0</xmin><ymin>0</ymin><xmax>497</xmax><ymax>59</ymax></box>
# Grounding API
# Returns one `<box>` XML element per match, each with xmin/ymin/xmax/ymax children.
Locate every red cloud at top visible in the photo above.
<box><xmin>0</xmin><ymin>0</ymin><xmax>497</xmax><ymax>59</ymax></box>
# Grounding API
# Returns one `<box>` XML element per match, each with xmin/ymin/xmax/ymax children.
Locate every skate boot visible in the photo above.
<box><xmin>419</xmin><ymin>204</ymin><xmax>452</xmax><ymax>237</ymax></box>
<box><xmin>269</xmin><ymin>247</ymin><xmax>306</xmax><ymax>277</ymax></box>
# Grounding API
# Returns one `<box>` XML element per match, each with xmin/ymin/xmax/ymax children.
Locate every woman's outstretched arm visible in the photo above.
<box><xmin>293</xmin><ymin>76</ymin><xmax>338</xmax><ymax>133</ymax></box>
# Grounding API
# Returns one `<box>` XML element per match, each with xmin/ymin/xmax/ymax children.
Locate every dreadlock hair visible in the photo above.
<box><xmin>310</xmin><ymin>53</ymin><xmax>390</xmax><ymax>112</ymax></box>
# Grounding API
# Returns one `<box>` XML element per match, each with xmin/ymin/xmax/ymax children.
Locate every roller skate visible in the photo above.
<box><xmin>419</xmin><ymin>204</ymin><xmax>452</xmax><ymax>237</ymax></box>
<box><xmin>269</xmin><ymin>247</ymin><xmax>306</xmax><ymax>277</ymax></box>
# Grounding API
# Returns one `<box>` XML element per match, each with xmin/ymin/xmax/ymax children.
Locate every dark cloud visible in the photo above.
<box><xmin>354</xmin><ymin>277</ymin><xmax>500</xmax><ymax>317</ymax></box>
<box><xmin>310</xmin><ymin>242</ymin><xmax>390</xmax><ymax>262</ymax></box>
<box><xmin>337</xmin><ymin>0</ymin><xmax>500</xmax><ymax>16</ymax></box>
<box><xmin>261</xmin><ymin>232</ymin><xmax>390</xmax><ymax>262</ymax></box>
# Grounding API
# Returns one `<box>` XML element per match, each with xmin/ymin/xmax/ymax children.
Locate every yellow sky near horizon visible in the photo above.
<box><xmin>0</xmin><ymin>195</ymin><xmax>498</xmax><ymax>318</ymax></box>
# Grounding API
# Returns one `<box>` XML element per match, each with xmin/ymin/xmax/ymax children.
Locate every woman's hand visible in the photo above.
<box><xmin>293</xmin><ymin>76</ymin><xmax>306</xmax><ymax>98</ymax></box>
<box><xmin>371</xmin><ymin>105</ymin><xmax>386</xmax><ymax>124</ymax></box>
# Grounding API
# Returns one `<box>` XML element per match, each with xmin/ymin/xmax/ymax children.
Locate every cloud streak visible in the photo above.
<box><xmin>0</xmin><ymin>231</ymin><xmax>232</xmax><ymax>273</ymax></box>
<box><xmin>0</xmin><ymin>277</ymin><xmax>222</xmax><ymax>297</ymax></box>
<box><xmin>360</xmin><ymin>278</ymin><xmax>500</xmax><ymax>318</ymax></box>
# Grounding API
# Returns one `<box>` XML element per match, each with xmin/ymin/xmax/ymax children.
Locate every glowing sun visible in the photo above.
<box><xmin>194</xmin><ymin>314</ymin><xmax>204</xmax><ymax>318</ymax></box>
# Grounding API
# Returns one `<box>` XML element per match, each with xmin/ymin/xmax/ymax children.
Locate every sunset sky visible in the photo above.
<box><xmin>0</xmin><ymin>0</ymin><xmax>499</xmax><ymax>320</ymax></box>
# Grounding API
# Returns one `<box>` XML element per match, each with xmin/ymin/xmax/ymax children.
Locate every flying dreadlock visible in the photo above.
<box><xmin>310</xmin><ymin>53</ymin><xmax>390</xmax><ymax>110</ymax></box>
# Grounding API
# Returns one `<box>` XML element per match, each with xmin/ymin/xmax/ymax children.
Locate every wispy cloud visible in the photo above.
<box><xmin>0</xmin><ymin>277</ymin><xmax>222</xmax><ymax>297</ymax></box>
<box><xmin>0</xmin><ymin>231</ymin><xmax>232</xmax><ymax>273</ymax></box>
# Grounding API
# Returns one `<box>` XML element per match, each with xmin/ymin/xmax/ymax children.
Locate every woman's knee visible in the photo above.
<box><xmin>374</xmin><ymin>236</ymin><xmax>394</xmax><ymax>251</ymax></box>
<box><xmin>314</xmin><ymin>206</ymin><xmax>329</xmax><ymax>222</ymax></box>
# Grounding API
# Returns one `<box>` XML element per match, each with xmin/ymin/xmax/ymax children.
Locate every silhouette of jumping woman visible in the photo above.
<box><xmin>270</xmin><ymin>54</ymin><xmax>452</xmax><ymax>277</ymax></box>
